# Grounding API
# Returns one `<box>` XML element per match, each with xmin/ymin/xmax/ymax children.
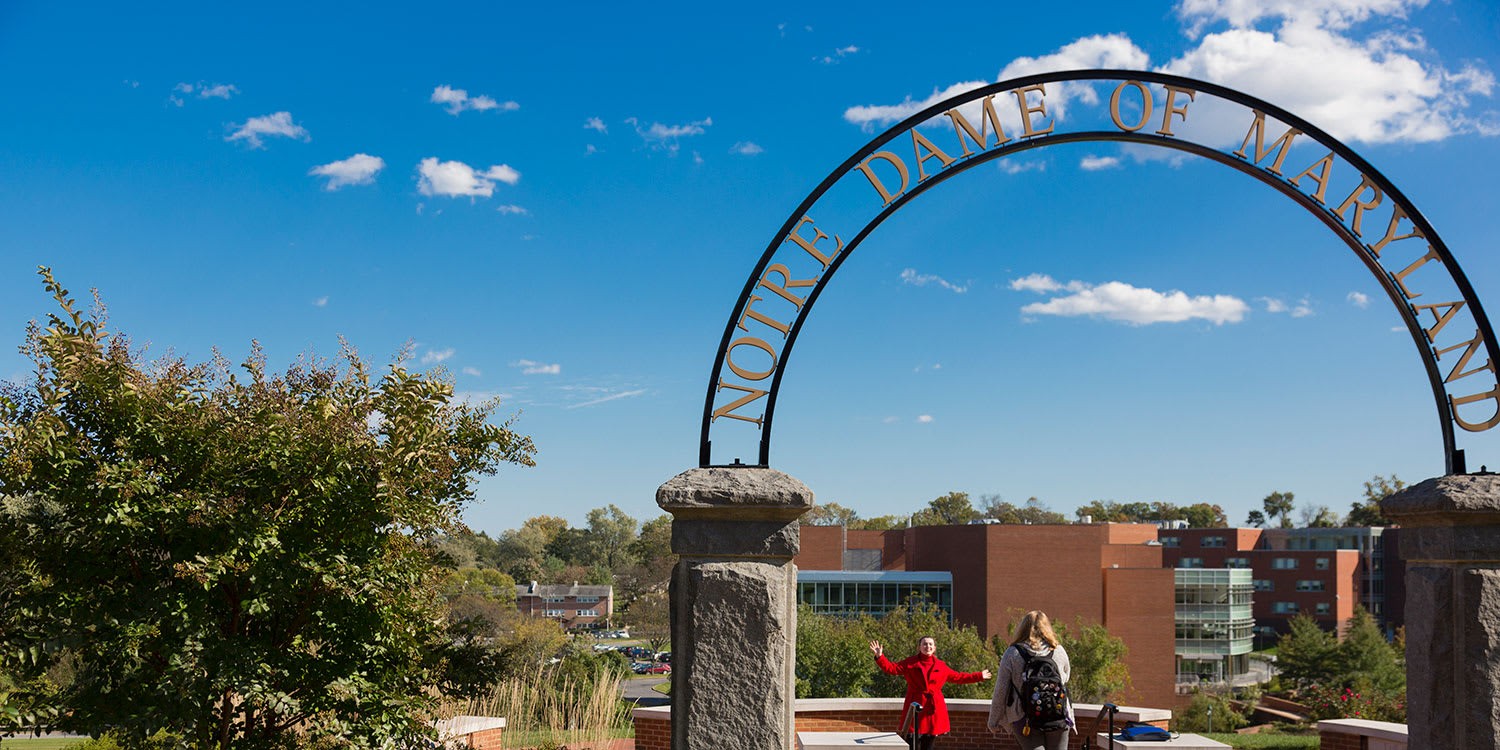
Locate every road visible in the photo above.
<box><xmin>623</xmin><ymin>676</ymin><xmax>669</xmax><ymax>706</ymax></box>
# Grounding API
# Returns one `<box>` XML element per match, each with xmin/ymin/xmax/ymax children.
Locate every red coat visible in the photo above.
<box><xmin>875</xmin><ymin>653</ymin><xmax>987</xmax><ymax>735</ymax></box>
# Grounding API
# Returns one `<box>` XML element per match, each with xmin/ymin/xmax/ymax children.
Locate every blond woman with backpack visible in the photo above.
<box><xmin>987</xmin><ymin>610</ymin><xmax>1074</xmax><ymax>750</ymax></box>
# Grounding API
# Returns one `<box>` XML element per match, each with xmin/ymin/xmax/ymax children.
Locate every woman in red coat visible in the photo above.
<box><xmin>870</xmin><ymin>637</ymin><xmax>992</xmax><ymax>749</ymax></box>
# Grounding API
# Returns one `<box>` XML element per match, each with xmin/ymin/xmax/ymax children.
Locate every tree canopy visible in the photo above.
<box><xmin>0</xmin><ymin>270</ymin><xmax>537</xmax><ymax>748</ymax></box>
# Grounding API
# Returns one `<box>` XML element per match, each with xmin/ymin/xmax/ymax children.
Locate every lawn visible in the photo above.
<box><xmin>0</xmin><ymin>740</ymin><xmax>85</xmax><ymax>749</ymax></box>
<box><xmin>1197</xmin><ymin>732</ymin><xmax>1318</xmax><ymax>748</ymax></box>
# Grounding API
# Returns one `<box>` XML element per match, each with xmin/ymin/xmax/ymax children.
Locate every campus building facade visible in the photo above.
<box><xmin>514</xmin><ymin>581</ymin><xmax>613</xmax><ymax>628</ymax></box>
<box><xmin>796</xmin><ymin>523</ymin><xmax>1177</xmax><ymax>710</ymax></box>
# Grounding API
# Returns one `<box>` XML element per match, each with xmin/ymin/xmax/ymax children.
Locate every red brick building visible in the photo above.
<box><xmin>1156</xmin><ymin>526</ymin><xmax>1400</xmax><ymax>639</ymax></box>
<box><xmin>514</xmin><ymin>581</ymin><xmax>613</xmax><ymax>628</ymax></box>
<box><xmin>796</xmin><ymin>523</ymin><xmax>1177</xmax><ymax>710</ymax></box>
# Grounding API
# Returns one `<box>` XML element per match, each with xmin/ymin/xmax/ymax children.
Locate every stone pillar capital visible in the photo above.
<box><xmin>657</xmin><ymin>466</ymin><xmax>815</xmax><ymax>521</ymax></box>
<box><xmin>1382</xmin><ymin>474</ymin><xmax>1500</xmax><ymax>528</ymax></box>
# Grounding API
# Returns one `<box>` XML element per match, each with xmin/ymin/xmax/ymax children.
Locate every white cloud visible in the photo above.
<box><xmin>1348</xmin><ymin>291</ymin><xmax>1371</xmax><ymax>308</ymax></box>
<box><xmin>421</xmin><ymin>348</ymin><xmax>455</xmax><ymax>364</ymax></box>
<box><xmin>567</xmin><ymin>389</ymin><xmax>645</xmax><ymax>409</ymax></box>
<box><xmin>1079</xmin><ymin>155</ymin><xmax>1122</xmax><ymax>170</ymax></box>
<box><xmin>172</xmin><ymin>82</ymin><xmax>238</xmax><ymax>102</ymax></box>
<box><xmin>1258</xmin><ymin>297</ymin><xmax>1289</xmax><ymax>313</ymax></box>
<box><xmin>462</xmin><ymin>366</ymin><xmax>482</xmax><ymax>377</ymax></box>
<box><xmin>917</xmin><ymin>414</ymin><xmax>935</xmax><ymax>423</ymax></box>
<box><xmin>843</xmin><ymin>34</ymin><xmax>1148</xmax><ymax>131</ymax></box>
<box><xmin>627</xmin><ymin>117</ymin><xmax>712</xmax><ymax>153</ymax></box>
<box><xmin>511</xmin><ymin>359</ymin><xmax>561</xmax><ymax>375</ymax></box>
<box><xmin>1009</xmin><ymin>273</ymin><xmax>1086</xmax><ymax>294</ymax></box>
<box><xmin>730</xmin><ymin>141</ymin><xmax>764</xmax><ymax>155</ymax></box>
<box><xmin>416</xmin><ymin>158</ymin><xmax>520</xmax><ymax>198</ymax></box>
<box><xmin>883</xmin><ymin>416</ymin><xmax>899</xmax><ymax>423</ymax></box>
<box><xmin>1292</xmin><ymin>298</ymin><xmax>1315</xmax><ymax>317</ymax></box>
<box><xmin>431</xmin><ymin>84</ymin><xmax>517</xmax><ymax>115</ymax></box>
<box><xmin>692</xmin><ymin>151</ymin><xmax>704</xmax><ymax>164</ymax></box>
<box><xmin>314</xmin><ymin>296</ymin><xmax>329</xmax><ymax>307</ymax></box>
<box><xmin>226</xmin><ymin>111</ymin><xmax>309</xmax><ymax>149</ymax></box>
<box><xmin>817</xmin><ymin>44</ymin><xmax>861</xmax><ymax>64</ymax></box>
<box><xmin>1000</xmin><ymin>160</ymin><xmax>1046</xmax><ymax>174</ymax></box>
<box><xmin>1020</xmin><ymin>279</ymin><xmax>1249</xmax><ymax>325</ymax></box>
<box><xmin>900</xmin><ymin>268</ymin><xmax>968</xmax><ymax>293</ymax></box>
<box><xmin>308</xmin><ymin>153</ymin><xmax>385</xmax><ymax>190</ymax></box>
<box><xmin>584</xmin><ymin>117</ymin><xmax>608</xmax><ymax>133</ymax></box>
<box><xmin>1164</xmin><ymin>1</ymin><xmax>1498</xmax><ymax>143</ymax></box>
<box><xmin>495</xmin><ymin>204</ymin><xmax>529</xmax><ymax>215</ymax></box>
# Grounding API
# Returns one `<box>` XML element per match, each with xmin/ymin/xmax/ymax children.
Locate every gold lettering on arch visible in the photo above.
<box><xmin>1109</xmin><ymin>80</ymin><xmax>1153</xmax><ymax>132</ymax></box>
<box><xmin>1234</xmin><ymin>111</ymin><xmax>1301</xmax><ymax>176</ymax></box>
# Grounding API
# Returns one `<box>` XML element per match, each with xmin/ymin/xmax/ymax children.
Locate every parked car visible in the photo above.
<box><xmin>643</xmin><ymin>664</ymin><xmax>671</xmax><ymax>674</ymax></box>
<box><xmin>631</xmin><ymin>662</ymin><xmax>655</xmax><ymax>674</ymax></box>
<box><xmin>624</xmin><ymin>646</ymin><xmax>654</xmax><ymax>659</ymax></box>
<box><xmin>656</xmin><ymin>652</ymin><xmax>671</xmax><ymax>663</ymax></box>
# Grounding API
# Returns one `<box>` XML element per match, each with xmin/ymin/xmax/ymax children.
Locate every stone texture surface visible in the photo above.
<box><xmin>1404</xmin><ymin>566</ymin><xmax>1452</xmax><ymax>748</ymax></box>
<box><xmin>1383</xmin><ymin>474</ymin><xmax>1500</xmax><ymax>520</ymax></box>
<box><xmin>672</xmin><ymin>518</ymin><xmax>800</xmax><ymax>557</ymax></box>
<box><xmin>1463</xmin><ymin>568</ymin><xmax>1500</xmax><ymax>749</ymax></box>
<box><xmin>1397</xmin><ymin>523</ymin><xmax>1500</xmax><ymax>562</ymax></box>
<box><xmin>657</xmin><ymin>466</ymin><xmax>814</xmax><ymax>520</ymax></box>
<box><xmin>672</xmin><ymin>560</ymin><xmax>797</xmax><ymax>750</ymax></box>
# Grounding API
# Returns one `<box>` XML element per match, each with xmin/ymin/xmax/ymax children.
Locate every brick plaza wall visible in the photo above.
<box><xmin>632</xmin><ymin>698</ymin><xmax>1171</xmax><ymax>750</ymax></box>
<box><xmin>460</xmin><ymin>727</ymin><xmax>504</xmax><ymax>749</ymax></box>
<box><xmin>1317</xmin><ymin>719</ymin><xmax>1407</xmax><ymax>750</ymax></box>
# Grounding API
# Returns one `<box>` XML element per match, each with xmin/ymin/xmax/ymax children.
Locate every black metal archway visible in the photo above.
<box><xmin>700</xmin><ymin>69</ymin><xmax>1500</xmax><ymax>476</ymax></box>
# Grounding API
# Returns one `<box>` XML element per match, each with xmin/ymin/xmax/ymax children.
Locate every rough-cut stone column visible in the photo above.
<box><xmin>1382</xmin><ymin>474</ymin><xmax>1500</xmax><ymax>749</ymax></box>
<box><xmin>657</xmin><ymin>467</ymin><xmax>813</xmax><ymax>750</ymax></box>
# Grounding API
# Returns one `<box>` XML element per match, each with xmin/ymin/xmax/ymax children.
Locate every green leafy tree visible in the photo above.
<box><xmin>1173</xmin><ymin>692</ymin><xmax>1248</xmax><ymax>733</ymax></box>
<box><xmin>854</xmin><ymin>514</ymin><xmax>908</xmax><ymax>530</ymax></box>
<box><xmin>440</xmin><ymin>568</ymin><xmax>517</xmax><ymax>604</ymax></box>
<box><xmin>1179</xmin><ymin>503</ymin><xmax>1227</xmax><ymax>528</ymax></box>
<box><xmin>1349</xmin><ymin>474</ymin><xmax>1404</xmax><ymax>527</ymax></box>
<box><xmin>982</xmin><ymin>495</ymin><xmax>1067</xmax><ymax>524</ymax></box>
<box><xmin>1262</xmin><ymin>491</ymin><xmax>1296</xmax><ymax>529</ymax></box>
<box><xmin>1276</xmin><ymin>615</ymin><xmax>1338</xmax><ymax>689</ymax></box>
<box><xmin>1074</xmin><ymin>500</ymin><xmax>1154</xmax><ymax>523</ymax></box>
<box><xmin>803</xmin><ymin>501</ymin><xmax>861</xmax><ymax>526</ymax></box>
<box><xmin>1299</xmin><ymin>503</ymin><xmax>1340</xmax><ymax>528</ymax></box>
<box><xmin>794</xmin><ymin>605</ymin><xmax>873</xmax><ymax>699</ymax></box>
<box><xmin>796</xmin><ymin>601</ymin><xmax>992</xmax><ymax>700</ymax></box>
<box><xmin>1335</xmin><ymin>608</ymin><xmax>1403</xmax><ymax>693</ymax></box>
<box><xmin>622</xmin><ymin>592</ymin><xmax>671</xmax><ymax>652</ymax></box>
<box><xmin>912</xmin><ymin>491</ymin><xmax>981</xmax><ymax>526</ymax></box>
<box><xmin>583</xmin><ymin>504</ymin><xmax>638</xmax><ymax>572</ymax></box>
<box><xmin>1245</xmin><ymin>509</ymin><xmax>1266</xmax><ymax>528</ymax></box>
<box><xmin>0</xmin><ymin>270</ymin><xmax>537</xmax><ymax>748</ymax></box>
<box><xmin>1052</xmin><ymin>619</ymin><xmax>1131</xmax><ymax>703</ymax></box>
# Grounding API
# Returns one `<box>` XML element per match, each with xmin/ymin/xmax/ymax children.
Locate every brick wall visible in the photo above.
<box><xmin>1318</xmin><ymin>730</ymin><xmax>1363</xmax><ymax>750</ymax></box>
<box><xmin>463</xmin><ymin>727</ymin><xmax>505</xmax><ymax>749</ymax></box>
<box><xmin>1316</xmin><ymin>719</ymin><xmax>1407</xmax><ymax>750</ymax></box>
<box><xmin>632</xmin><ymin>699</ymin><xmax>1171</xmax><ymax>750</ymax></box>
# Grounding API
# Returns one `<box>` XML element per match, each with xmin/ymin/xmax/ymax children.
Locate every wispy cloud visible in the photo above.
<box><xmin>626</xmin><ymin>116</ymin><xmax>712</xmax><ymax>153</ymax></box>
<box><xmin>511</xmin><ymin>359</ymin><xmax>561</xmax><ymax>375</ymax></box>
<box><xmin>462</xmin><ymin>366</ymin><xmax>482</xmax><ymax>377</ymax></box>
<box><xmin>226</xmin><ymin>112</ymin><xmax>309</xmax><ymax>149</ymax></box>
<box><xmin>584</xmin><ymin>117</ymin><xmax>608</xmax><ymax>133</ymax></box>
<box><xmin>816</xmin><ymin>44</ymin><xmax>861</xmax><ymax>64</ymax></box>
<box><xmin>313</xmin><ymin>296</ymin><xmax>329</xmax><ymax>307</ymax></box>
<box><xmin>1259</xmin><ymin>295</ymin><xmax>1315</xmax><ymax>317</ymax></box>
<box><xmin>1019</xmin><ymin>278</ymin><xmax>1249</xmax><ymax>325</ymax></box>
<box><xmin>1000</xmin><ymin>160</ymin><xmax>1046</xmax><ymax>175</ymax></box>
<box><xmin>900</xmin><ymin>268</ymin><xmax>968</xmax><ymax>293</ymax></box>
<box><xmin>1079</xmin><ymin>155</ymin><xmax>1122</xmax><ymax>170</ymax></box>
<box><xmin>1292</xmin><ymin>298</ymin><xmax>1315</xmax><ymax>318</ymax></box>
<box><xmin>1257</xmin><ymin>297</ymin><xmax>1289</xmax><ymax>313</ymax></box>
<box><xmin>416</xmin><ymin>158</ymin><xmax>520</xmax><ymax>198</ymax></box>
<box><xmin>309</xmin><ymin>153</ymin><xmax>385</xmax><ymax>190</ymax></box>
<box><xmin>1348</xmin><ymin>291</ymin><xmax>1371</xmax><ymax>308</ymax></box>
<box><xmin>917</xmin><ymin>414</ymin><xmax>935</xmax><ymax>423</ymax></box>
<box><xmin>421</xmin><ymin>348</ymin><xmax>455</xmax><ymax>364</ymax></box>
<box><xmin>495</xmin><ymin>204</ymin><xmax>529</xmax><ymax>215</ymax></box>
<box><xmin>729</xmin><ymin>141</ymin><xmax>764</xmax><ymax>155</ymax></box>
<box><xmin>1009</xmin><ymin>273</ymin><xmax>1086</xmax><ymax>294</ymax></box>
<box><xmin>883</xmin><ymin>416</ymin><xmax>900</xmax><ymax>424</ymax></box>
<box><xmin>566</xmin><ymin>389</ymin><xmax>646</xmax><ymax>409</ymax></box>
<box><xmin>431</xmin><ymin>84</ymin><xmax>517</xmax><ymax>115</ymax></box>
<box><xmin>170</xmin><ymin>81</ymin><xmax>238</xmax><ymax>106</ymax></box>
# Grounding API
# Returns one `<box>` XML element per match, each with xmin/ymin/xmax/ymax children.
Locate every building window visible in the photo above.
<box><xmin>1201</xmin><ymin>536</ymin><xmax>1226</xmax><ymax>548</ymax></box>
<box><xmin>1315</xmin><ymin>603</ymin><xmax>1331</xmax><ymax>615</ymax></box>
<box><xmin>1272</xmin><ymin>602</ymin><xmax>1300</xmax><ymax>614</ymax></box>
<box><xmin>542</xmin><ymin>609</ymin><xmax>566</xmax><ymax>617</ymax></box>
<box><xmin>544</xmin><ymin>596</ymin><xmax>569</xmax><ymax>604</ymax></box>
<box><xmin>1180</xmin><ymin>557</ymin><xmax>1204</xmax><ymax>568</ymax></box>
<box><xmin>576</xmin><ymin>596</ymin><xmax>600</xmax><ymax>603</ymax></box>
<box><xmin>1272</xmin><ymin>558</ymin><xmax>1299</xmax><ymax>570</ymax></box>
<box><xmin>1253</xmin><ymin>580</ymin><xmax>1274</xmax><ymax>592</ymax></box>
<box><xmin>1225</xmin><ymin>557</ymin><xmax>1250</xmax><ymax>568</ymax></box>
<box><xmin>1315</xmin><ymin>557</ymin><xmax>1330</xmax><ymax>570</ymax></box>
<box><xmin>1296</xmin><ymin>580</ymin><xmax>1325</xmax><ymax>592</ymax></box>
<box><xmin>1162</xmin><ymin>537</ymin><xmax>1180</xmax><ymax>547</ymax></box>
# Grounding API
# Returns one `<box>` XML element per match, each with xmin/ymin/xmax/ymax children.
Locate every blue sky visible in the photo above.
<box><xmin>3</xmin><ymin>1</ymin><xmax>1499</xmax><ymax>533</ymax></box>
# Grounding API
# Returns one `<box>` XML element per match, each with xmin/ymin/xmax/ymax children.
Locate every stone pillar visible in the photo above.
<box><xmin>656</xmin><ymin>467</ymin><xmax>813</xmax><ymax>750</ymax></box>
<box><xmin>1381</xmin><ymin>474</ymin><xmax>1500</xmax><ymax>748</ymax></box>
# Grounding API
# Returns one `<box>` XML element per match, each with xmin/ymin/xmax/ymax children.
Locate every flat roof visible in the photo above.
<box><xmin>798</xmin><ymin>570</ymin><xmax>953</xmax><ymax>584</ymax></box>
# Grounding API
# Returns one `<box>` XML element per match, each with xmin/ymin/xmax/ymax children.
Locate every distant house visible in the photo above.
<box><xmin>515</xmin><ymin>580</ymin><xmax>613</xmax><ymax>628</ymax></box>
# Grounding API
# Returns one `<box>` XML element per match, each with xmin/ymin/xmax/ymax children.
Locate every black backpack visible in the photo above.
<box><xmin>1016</xmin><ymin>644</ymin><xmax>1069</xmax><ymax>734</ymax></box>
